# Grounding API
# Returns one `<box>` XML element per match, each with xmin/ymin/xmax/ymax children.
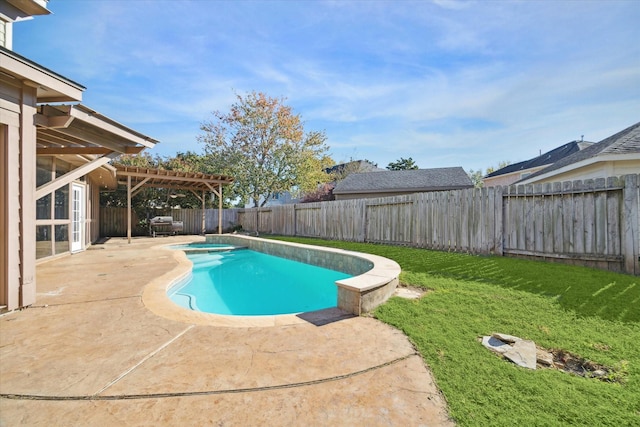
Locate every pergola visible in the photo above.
<box><xmin>114</xmin><ymin>165</ymin><xmax>234</xmax><ymax>243</ymax></box>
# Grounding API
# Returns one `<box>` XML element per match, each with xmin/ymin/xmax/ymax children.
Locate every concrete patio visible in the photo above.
<box><xmin>0</xmin><ymin>236</ymin><xmax>453</xmax><ymax>426</ymax></box>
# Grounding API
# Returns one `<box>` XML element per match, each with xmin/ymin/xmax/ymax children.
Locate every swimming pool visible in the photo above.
<box><xmin>168</xmin><ymin>249</ymin><xmax>352</xmax><ymax>316</ymax></box>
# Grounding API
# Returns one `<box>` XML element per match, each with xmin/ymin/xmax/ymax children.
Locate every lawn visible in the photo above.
<box><xmin>271</xmin><ymin>236</ymin><xmax>640</xmax><ymax>426</ymax></box>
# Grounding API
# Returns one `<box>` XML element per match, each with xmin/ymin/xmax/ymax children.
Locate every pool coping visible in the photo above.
<box><xmin>141</xmin><ymin>235</ymin><xmax>401</xmax><ymax>327</ymax></box>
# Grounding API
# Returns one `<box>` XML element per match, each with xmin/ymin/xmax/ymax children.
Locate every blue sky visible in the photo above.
<box><xmin>14</xmin><ymin>0</ymin><xmax>640</xmax><ymax>173</ymax></box>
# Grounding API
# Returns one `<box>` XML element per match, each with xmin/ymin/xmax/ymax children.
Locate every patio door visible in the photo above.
<box><xmin>71</xmin><ymin>183</ymin><xmax>85</xmax><ymax>252</ymax></box>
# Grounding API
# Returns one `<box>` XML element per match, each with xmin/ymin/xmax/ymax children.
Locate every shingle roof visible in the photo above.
<box><xmin>485</xmin><ymin>140</ymin><xmax>593</xmax><ymax>178</ymax></box>
<box><xmin>333</xmin><ymin>167</ymin><xmax>473</xmax><ymax>194</ymax></box>
<box><xmin>518</xmin><ymin>122</ymin><xmax>640</xmax><ymax>182</ymax></box>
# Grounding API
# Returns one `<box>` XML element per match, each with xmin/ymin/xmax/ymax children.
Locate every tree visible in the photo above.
<box><xmin>467</xmin><ymin>161</ymin><xmax>512</xmax><ymax>188</ymax></box>
<box><xmin>327</xmin><ymin>158</ymin><xmax>378</xmax><ymax>182</ymax></box>
<box><xmin>198</xmin><ymin>91</ymin><xmax>330</xmax><ymax>207</ymax></box>
<box><xmin>387</xmin><ymin>157</ymin><xmax>418</xmax><ymax>171</ymax></box>
<box><xmin>485</xmin><ymin>160</ymin><xmax>511</xmax><ymax>175</ymax></box>
<box><xmin>467</xmin><ymin>169</ymin><xmax>484</xmax><ymax>188</ymax></box>
<box><xmin>300</xmin><ymin>183</ymin><xmax>335</xmax><ymax>203</ymax></box>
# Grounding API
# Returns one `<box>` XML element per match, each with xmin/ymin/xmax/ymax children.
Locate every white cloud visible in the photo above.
<box><xmin>14</xmin><ymin>0</ymin><xmax>639</xmax><ymax>172</ymax></box>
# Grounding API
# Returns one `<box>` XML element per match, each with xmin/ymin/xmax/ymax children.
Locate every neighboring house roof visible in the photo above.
<box><xmin>517</xmin><ymin>122</ymin><xmax>640</xmax><ymax>183</ymax></box>
<box><xmin>333</xmin><ymin>167</ymin><xmax>473</xmax><ymax>195</ymax></box>
<box><xmin>485</xmin><ymin>140</ymin><xmax>593</xmax><ymax>178</ymax></box>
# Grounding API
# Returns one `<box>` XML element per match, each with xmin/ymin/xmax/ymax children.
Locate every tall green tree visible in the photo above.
<box><xmin>198</xmin><ymin>91</ymin><xmax>330</xmax><ymax>207</ymax></box>
<box><xmin>387</xmin><ymin>157</ymin><xmax>418</xmax><ymax>170</ymax></box>
<box><xmin>467</xmin><ymin>161</ymin><xmax>512</xmax><ymax>188</ymax></box>
<box><xmin>467</xmin><ymin>169</ymin><xmax>484</xmax><ymax>188</ymax></box>
<box><xmin>485</xmin><ymin>160</ymin><xmax>511</xmax><ymax>175</ymax></box>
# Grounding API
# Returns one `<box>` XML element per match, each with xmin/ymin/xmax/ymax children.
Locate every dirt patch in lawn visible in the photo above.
<box><xmin>542</xmin><ymin>348</ymin><xmax>628</xmax><ymax>383</ymax></box>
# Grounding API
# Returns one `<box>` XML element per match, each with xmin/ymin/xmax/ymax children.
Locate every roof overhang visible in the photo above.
<box><xmin>36</xmin><ymin>104</ymin><xmax>158</xmax><ymax>156</ymax></box>
<box><xmin>0</xmin><ymin>47</ymin><xmax>84</xmax><ymax>103</ymax></box>
<box><xmin>34</xmin><ymin>104</ymin><xmax>159</xmax><ymax>197</ymax></box>
<box><xmin>5</xmin><ymin>0</ymin><xmax>50</xmax><ymax>17</ymax></box>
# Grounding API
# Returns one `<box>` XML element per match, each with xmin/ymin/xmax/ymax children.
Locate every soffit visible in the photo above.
<box><xmin>0</xmin><ymin>47</ymin><xmax>84</xmax><ymax>103</ymax></box>
<box><xmin>6</xmin><ymin>0</ymin><xmax>50</xmax><ymax>16</ymax></box>
<box><xmin>36</xmin><ymin>104</ymin><xmax>158</xmax><ymax>156</ymax></box>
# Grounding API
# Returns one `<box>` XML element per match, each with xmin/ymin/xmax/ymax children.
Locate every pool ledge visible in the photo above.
<box><xmin>142</xmin><ymin>241</ymin><xmax>345</xmax><ymax>327</ymax></box>
<box><xmin>206</xmin><ymin>235</ymin><xmax>401</xmax><ymax>316</ymax></box>
<box><xmin>142</xmin><ymin>236</ymin><xmax>400</xmax><ymax>327</ymax></box>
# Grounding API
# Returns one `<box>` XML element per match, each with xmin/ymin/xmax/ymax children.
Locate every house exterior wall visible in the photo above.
<box><xmin>0</xmin><ymin>77</ymin><xmax>38</xmax><ymax>310</ymax></box>
<box><xmin>482</xmin><ymin>166</ymin><xmax>547</xmax><ymax>187</ymax></box>
<box><xmin>1</xmin><ymin>1</ymin><xmax>158</xmax><ymax>311</ymax></box>
<box><xmin>519</xmin><ymin>158</ymin><xmax>640</xmax><ymax>185</ymax></box>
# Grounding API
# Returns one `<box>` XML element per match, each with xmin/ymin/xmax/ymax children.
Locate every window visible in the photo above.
<box><xmin>36</xmin><ymin>193</ymin><xmax>51</xmax><ymax>220</ymax></box>
<box><xmin>37</xmin><ymin>157</ymin><xmax>53</xmax><ymax>186</ymax></box>
<box><xmin>0</xmin><ymin>20</ymin><xmax>7</xmax><ymax>49</ymax></box>
<box><xmin>36</xmin><ymin>157</ymin><xmax>75</xmax><ymax>259</ymax></box>
<box><xmin>54</xmin><ymin>225</ymin><xmax>69</xmax><ymax>254</ymax></box>
<box><xmin>55</xmin><ymin>187</ymin><xmax>69</xmax><ymax>219</ymax></box>
<box><xmin>36</xmin><ymin>225</ymin><xmax>52</xmax><ymax>259</ymax></box>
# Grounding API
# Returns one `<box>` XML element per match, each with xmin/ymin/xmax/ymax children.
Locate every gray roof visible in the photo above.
<box><xmin>485</xmin><ymin>140</ymin><xmax>593</xmax><ymax>178</ymax></box>
<box><xmin>519</xmin><ymin>122</ymin><xmax>640</xmax><ymax>182</ymax></box>
<box><xmin>333</xmin><ymin>167</ymin><xmax>473</xmax><ymax>194</ymax></box>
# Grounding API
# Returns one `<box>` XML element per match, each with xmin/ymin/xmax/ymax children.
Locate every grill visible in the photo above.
<box><xmin>149</xmin><ymin>216</ymin><xmax>184</xmax><ymax>237</ymax></box>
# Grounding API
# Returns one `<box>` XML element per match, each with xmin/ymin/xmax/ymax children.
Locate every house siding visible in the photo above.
<box><xmin>520</xmin><ymin>159</ymin><xmax>640</xmax><ymax>185</ymax></box>
<box><xmin>483</xmin><ymin>166</ymin><xmax>547</xmax><ymax>187</ymax></box>
<box><xmin>0</xmin><ymin>79</ymin><xmax>38</xmax><ymax>310</ymax></box>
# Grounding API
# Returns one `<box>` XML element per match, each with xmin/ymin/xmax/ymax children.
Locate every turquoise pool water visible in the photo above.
<box><xmin>168</xmin><ymin>249</ymin><xmax>352</xmax><ymax>316</ymax></box>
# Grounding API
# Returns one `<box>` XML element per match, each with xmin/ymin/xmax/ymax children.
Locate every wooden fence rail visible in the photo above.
<box><xmin>99</xmin><ymin>174</ymin><xmax>639</xmax><ymax>274</ymax></box>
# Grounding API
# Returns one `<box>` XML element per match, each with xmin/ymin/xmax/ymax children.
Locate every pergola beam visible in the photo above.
<box><xmin>131</xmin><ymin>177</ymin><xmax>151</xmax><ymax>198</ymax></box>
<box><xmin>118</xmin><ymin>171</ymin><xmax>229</xmax><ymax>185</ymax></box>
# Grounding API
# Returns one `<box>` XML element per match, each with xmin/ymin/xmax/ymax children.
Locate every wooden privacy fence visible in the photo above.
<box><xmin>99</xmin><ymin>208</ymin><xmax>239</xmax><ymax>237</ymax></box>
<box><xmin>99</xmin><ymin>174</ymin><xmax>639</xmax><ymax>274</ymax></box>
<box><xmin>502</xmin><ymin>176</ymin><xmax>637</xmax><ymax>274</ymax></box>
<box><xmin>237</xmin><ymin>174</ymin><xmax>639</xmax><ymax>275</ymax></box>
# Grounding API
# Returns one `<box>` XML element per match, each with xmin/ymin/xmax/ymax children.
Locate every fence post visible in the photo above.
<box><xmin>495</xmin><ymin>186</ymin><xmax>504</xmax><ymax>255</ymax></box>
<box><xmin>360</xmin><ymin>200</ymin><xmax>367</xmax><ymax>242</ymax></box>
<box><xmin>622</xmin><ymin>174</ymin><xmax>639</xmax><ymax>275</ymax></box>
<box><xmin>293</xmin><ymin>204</ymin><xmax>298</xmax><ymax>236</ymax></box>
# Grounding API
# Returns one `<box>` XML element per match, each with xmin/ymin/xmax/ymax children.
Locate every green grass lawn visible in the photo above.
<box><xmin>271</xmin><ymin>236</ymin><xmax>640</xmax><ymax>426</ymax></box>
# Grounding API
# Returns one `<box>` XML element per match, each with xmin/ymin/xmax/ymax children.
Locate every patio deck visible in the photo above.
<box><xmin>0</xmin><ymin>236</ymin><xmax>453</xmax><ymax>426</ymax></box>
